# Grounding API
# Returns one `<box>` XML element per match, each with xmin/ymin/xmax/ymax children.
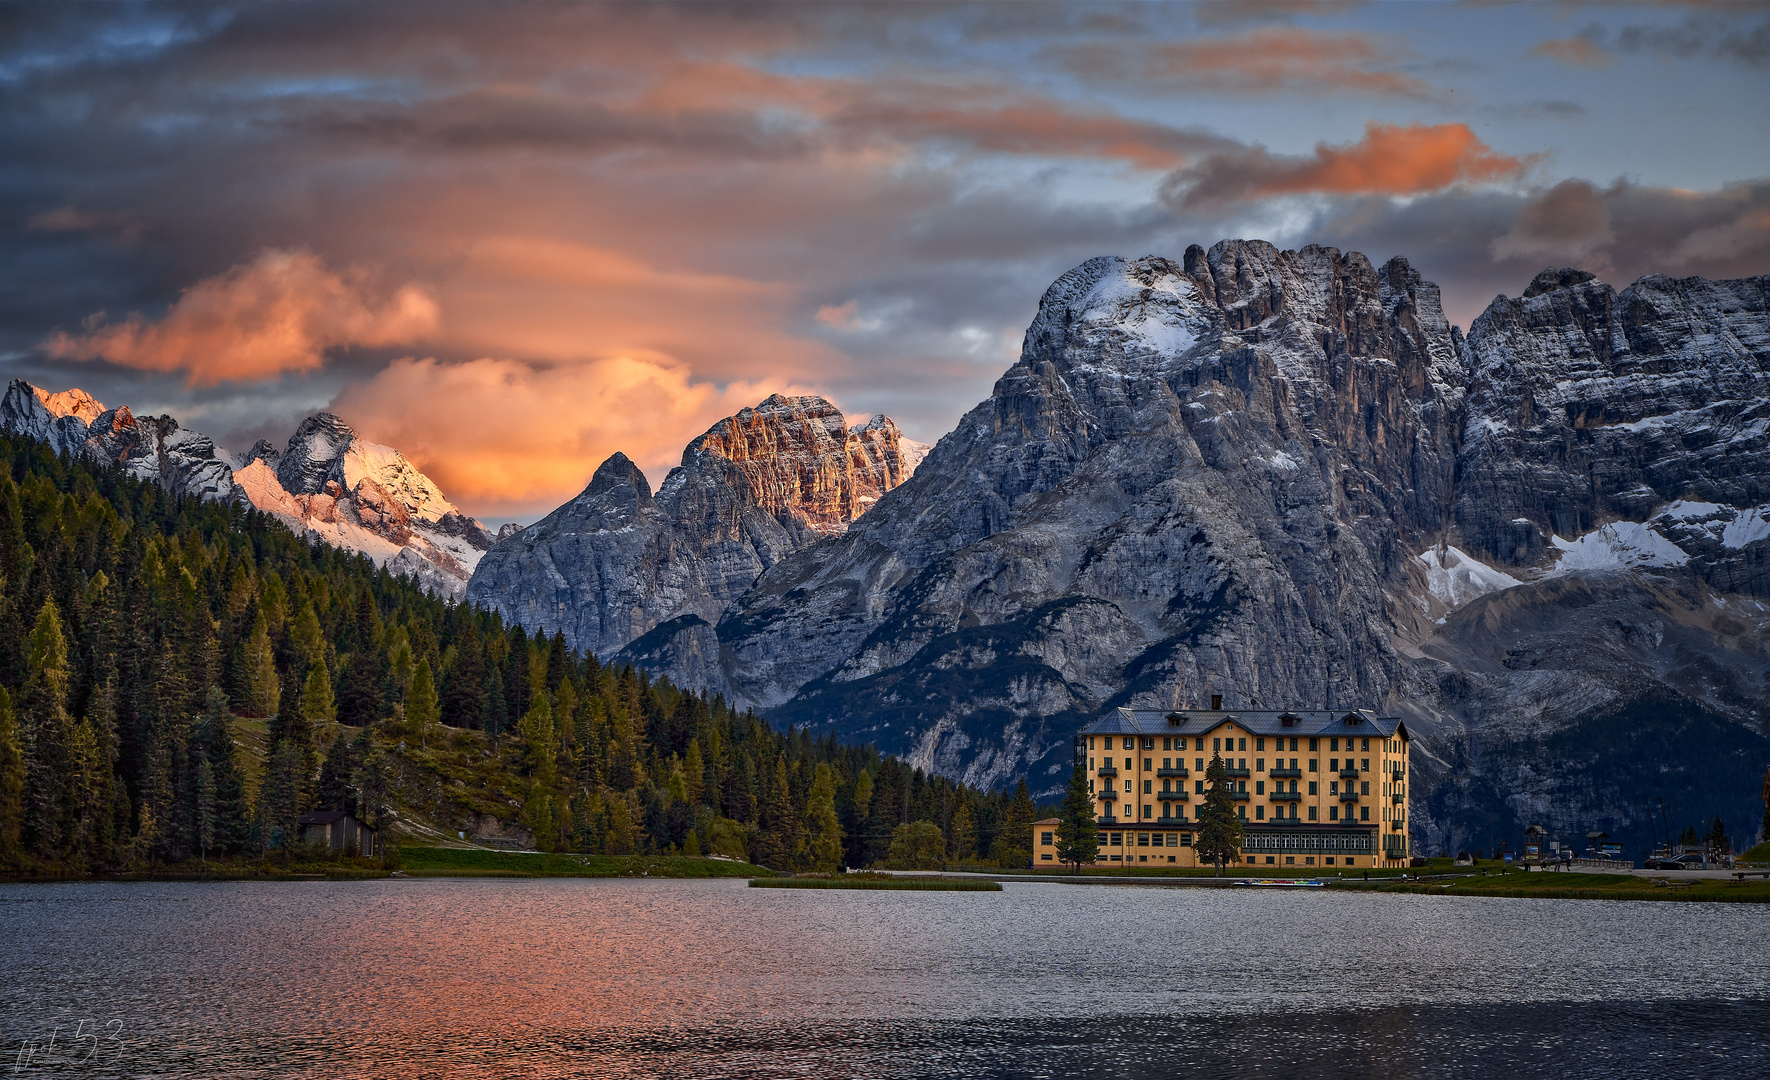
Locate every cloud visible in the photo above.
<box><xmin>1491</xmin><ymin>179</ymin><xmax>1614</xmax><ymax>262</ymax></box>
<box><xmin>43</xmin><ymin>250</ymin><xmax>436</xmax><ymax>385</ymax></box>
<box><xmin>1528</xmin><ymin>36</ymin><xmax>1613</xmax><ymax>68</ymax></box>
<box><xmin>1163</xmin><ymin>122</ymin><xmax>1530</xmax><ymax>210</ymax></box>
<box><xmin>1058</xmin><ymin>27</ymin><xmax>1429</xmax><ymax>96</ymax></box>
<box><xmin>330</xmin><ymin>354</ymin><xmax>817</xmax><ymax>512</ymax></box>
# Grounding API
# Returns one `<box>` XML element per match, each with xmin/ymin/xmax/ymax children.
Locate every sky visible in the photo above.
<box><xmin>2</xmin><ymin>1</ymin><xmax>1767</xmax><ymax>524</ymax></box>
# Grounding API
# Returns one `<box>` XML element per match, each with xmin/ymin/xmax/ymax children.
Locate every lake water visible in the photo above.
<box><xmin>2</xmin><ymin>878</ymin><xmax>1768</xmax><ymax>1078</ymax></box>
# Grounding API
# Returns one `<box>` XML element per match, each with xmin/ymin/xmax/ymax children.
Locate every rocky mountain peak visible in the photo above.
<box><xmin>1523</xmin><ymin>267</ymin><xmax>1599</xmax><ymax>298</ymax></box>
<box><xmin>584</xmin><ymin>451</ymin><xmax>652</xmax><ymax>503</ymax></box>
<box><xmin>276</xmin><ymin>411</ymin><xmax>358</xmax><ymax>495</ymax></box>
<box><xmin>32</xmin><ymin>384</ymin><xmax>106</xmax><ymax>424</ymax></box>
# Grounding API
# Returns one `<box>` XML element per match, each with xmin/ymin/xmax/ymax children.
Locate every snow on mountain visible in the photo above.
<box><xmin>1414</xmin><ymin>545</ymin><xmax>1523</xmax><ymax>619</ymax></box>
<box><xmin>1</xmin><ymin>377</ymin><xmax>490</xmax><ymax>599</ymax></box>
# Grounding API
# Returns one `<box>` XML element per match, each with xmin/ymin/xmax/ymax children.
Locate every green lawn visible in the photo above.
<box><xmin>1363</xmin><ymin>869</ymin><xmax>1770</xmax><ymax>903</ymax></box>
<box><xmin>396</xmin><ymin>847</ymin><xmax>770</xmax><ymax>878</ymax></box>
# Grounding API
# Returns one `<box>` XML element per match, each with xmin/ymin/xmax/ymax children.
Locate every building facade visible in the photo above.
<box><xmin>1033</xmin><ymin>704</ymin><xmax>1412</xmax><ymax>870</ymax></box>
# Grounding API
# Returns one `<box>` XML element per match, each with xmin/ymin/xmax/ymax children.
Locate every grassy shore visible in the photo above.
<box><xmin>397</xmin><ymin>847</ymin><xmax>771</xmax><ymax>878</ymax></box>
<box><xmin>751</xmin><ymin>875</ymin><xmax>1001</xmax><ymax>891</ymax></box>
<box><xmin>1359</xmin><ymin>869</ymin><xmax>1770</xmax><ymax>903</ymax></box>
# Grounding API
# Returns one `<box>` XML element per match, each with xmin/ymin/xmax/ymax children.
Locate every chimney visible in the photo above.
<box><xmin>1211</xmin><ymin>694</ymin><xmax>1222</xmax><ymax>710</ymax></box>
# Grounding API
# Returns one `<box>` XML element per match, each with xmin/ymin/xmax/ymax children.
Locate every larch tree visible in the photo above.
<box><xmin>406</xmin><ymin>659</ymin><xmax>440</xmax><ymax>748</ymax></box>
<box><xmin>803</xmin><ymin>762</ymin><xmax>844</xmax><ymax>873</ymax></box>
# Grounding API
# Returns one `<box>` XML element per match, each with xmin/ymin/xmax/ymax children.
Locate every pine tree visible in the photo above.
<box><xmin>241</xmin><ymin>608</ymin><xmax>279</xmax><ymax>717</ymax></box>
<box><xmin>947</xmin><ymin>798</ymin><xmax>977</xmax><ymax>864</ymax></box>
<box><xmin>994</xmin><ymin>777</ymin><xmax>1036</xmax><ymax>867</ymax></box>
<box><xmin>803</xmin><ymin>762</ymin><xmax>844</xmax><ymax>873</ymax></box>
<box><xmin>198</xmin><ymin>686</ymin><xmax>250</xmax><ymax>854</ymax></box>
<box><xmin>407</xmin><ymin>659</ymin><xmax>440</xmax><ymax>748</ymax></box>
<box><xmin>259</xmin><ymin>740</ymin><xmax>303</xmax><ymax>855</ymax></box>
<box><xmin>317</xmin><ymin>730</ymin><xmax>355</xmax><ymax>813</ymax></box>
<box><xmin>302</xmin><ymin>661</ymin><xmax>336</xmax><ymax>724</ymax></box>
<box><xmin>0</xmin><ymin>687</ymin><xmax>23</xmax><ymax>863</ymax></box>
<box><xmin>1195</xmin><ymin>753</ymin><xmax>1244</xmax><ymax>875</ymax></box>
<box><xmin>195</xmin><ymin>755</ymin><xmax>216</xmax><ymax>864</ymax></box>
<box><xmin>22</xmin><ymin>599</ymin><xmax>75</xmax><ymax>860</ymax></box>
<box><xmin>1055</xmin><ymin>760</ymin><xmax>1099</xmax><ymax>872</ymax></box>
<box><xmin>756</xmin><ymin>755</ymin><xmax>798</xmax><ymax>870</ymax></box>
<box><xmin>683</xmin><ymin>738</ymin><xmax>706</xmax><ymax>807</ymax></box>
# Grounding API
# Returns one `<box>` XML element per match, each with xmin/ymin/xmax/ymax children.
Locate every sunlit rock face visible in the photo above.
<box><xmin>465</xmin><ymin>394</ymin><xmax>926</xmax><ymax>666</ymax></box>
<box><xmin>1</xmin><ymin>379</ymin><xmax>492</xmax><ymax>599</ymax></box>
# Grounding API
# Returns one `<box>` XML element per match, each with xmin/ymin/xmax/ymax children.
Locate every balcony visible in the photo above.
<box><xmin>1231</xmin><ymin>791</ymin><xmax>1251</xmax><ymax>801</ymax></box>
<box><xmin>1339</xmin><ymin>768</ymin><xmax>1360</xmax><ymax>779</ymax></box>
<box><xmin>1097</xmin><ymin>765</ymin><xmax>1118</xmax><ymax>778</ymax></box>
<box><xmin>1270</xmin><ymin>768</ymin><xmax>1302</xmax><ymax>779</ymax></box>
<box><xmin>1157</xmin><ymin>789</ymin><xmax>1189</xmax><ymax>801</ymax></box>
<box><xmin>1391</xmin><ymin>793</ymin><xmax>1404</xmax><ymax>805</ymax></box>
<box><xmin>1096</xmin><ymin>816</ymin><xmax>1119</xmax><ymax>826</ymax></box>
<box><xmin>1157</xmin><ymin>767</ymin><xmax>1189</xmax><ymax>779</ymax></box>
<box><xmin>1225</xmin><ymin>768</ymin><xmax>1251</xmax><ymax>779</ymax></box>
<box><xmin>1269</xmin><ymin>791</ymin><xmax>1302</xmax><ymax>802</ymax></box>
<box><xmin>1098</xmin><ymin>789</ymin><xmax>1118</xmax><ymax>800</ymax></box>
<box><xmin>1339</xmin><ymin>790</ymin><xmax>1360</xmax><ymax>802</ymax></box>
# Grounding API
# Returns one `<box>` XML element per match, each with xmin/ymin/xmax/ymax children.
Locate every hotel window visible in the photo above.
<box><xmin>1041</xmin><ymin>853</ymin><xmax>1054</xmax><ymax>860</ymax></box>
<box><xmin>1195</xmin><ymin>780</ymin><xmax>1205</xmax><ymax>794</ymax></box>
<box><xmin>1124</xmin><ymin>758</ymin><xmax>1132</xmax><ymax>770</ymax></box>
<box><xmin>1256</xmin><ymin>738</ymin><xmax>1264</xmax><ymax>751</ymax></box>
<box><xmin>1308</xmin><ymin>781</ymin><xmax>1317</xmax><ymax>795</ymax></box>
<box><xmin>1256</xmin><ymin>758</ymin><xmax>1265</xmax><ymax>772</ymax></box>
<box><xmin>1309</xmin><ymin>738</ymin><xmax>1318</xmax><ymax>751</ymax></box>
<box><xmin>1361</xmin><ymin>739</ymin><xmax>1370</xmax><ymax>752</ymax></box>
<box><xmin>1124</xmin><ymin>780</ymin><xmax>1131</xmax><ymax>792</ymax></box>
<box><xmin>1166</xmin><ymin>833</ymin><xmax>1178</xmax><ymax>847</ymax></box>
<box><xmin>1360</xmin><ymin>781</ymin><xmax>1369</xmax><ymax>795</ymax></box>
<box><xmin>1040</xmin><ymin>832</ymin><xmax>1053</xmax><ymax>845</ymax></box>
<box><xmin>1213</xmin><ymin>738</ymin><xmax>1221</xmax><ymax>751</ymax></box>
<box><xmin>1238</xmin><ymin>758</ymin><xmax>1246</xmax><ymax>770</ymax></box>
<box><xmin>1089</xmin><ymin>780</ymin><xmax>1095</xmax><ymax>793</ymax></box>
<box><xmin>1143</xmin><ymin>739</ymin><xmax>1154</xmax><ymax>751</ymax></box>
<box><xmin>1181</xmin><ymin>833</ymin><xmax>1193</xmax><ymax>846</ymax></box>
<box><xmin>1163</xmin><ymin>739</ymin><xmax>1171</xmax><ymax>751</ymax></box>
<box><xmin>1330</xmin><ymin>758</ymin><xmax>1339</xmax><ymax>771</ymax></box>
<box><xmin>1237</xmin><ymin>805</ymin><xmax>1245</xmax><ymax>819</ymax></box>
<box><xmin>1144</xmin><ymin>758</ymin><xmax>1152</xmax><ymax>771</ymax></box>
<box><xmin>1255</xmin><ymin>806</ymin><xmax>1265</xmax><ymax>820</ymax></box>
<box><xmin>1238</xmin><ymin>738</ymin><xmax>1247</xmax><ymax>751</ymax></box>
<box><xmin>1097</xmin><ymin>832</ymin><xmax>1107</xmax><ymax>845</ymax></box>
<box><xmin>1111</xmin><ymin>832</ymin><xmax>1123</xmax><ymax>845</ymax></box>
<box><xmin>1330</xmin><ymin>806</ymin><xmax>1339</xmax><ymax>821</ymax></box>
<box><xmin>1309</xmin><ymin>758</ymin><xmax>1318</xmax><ymax>772</ymax></box>
<box><xmin>1290</xmin><ymin>738</ymin><xmax>1299</xmax><ymax>752</ymax></box>
<box><xmin>1162</xmin><ymin>757</ymin><xmax>1171</xmax><ymax>768</ymax></box>
<box><xmin>1361</xmin><ymin>758</ymin><xmax>1369</xmax><ymax>772</ymax></box>
<box><xmin>1195</xmin><ymin>738</ymin><xmax>1204</xmax><ymax>751</ymax></box>
<box><xmin>1256</xmin><ymin>780</ymin><xmax>1265</xmax><ymax>794</ymax></box>
<box><xmin>1309</xmin><ymin>807</ymin><xmax>1318</xmax><ymax>821</ymax></box>
<box><xmin>1144</xmin><ymin>780</ymin><xmax>1152</xmax><ymax>794</ymax></box>
<box><xmin>1291</xmin><ymin>758</ymin><xmax>1298</xmax><ymax>770</ymax></box>
<box><xmin>1138</xmin><ymin>833</ymin><xmax>1149</xmax><ymax>846</ymax></box>
<box><xmin>1361</xmin><ymin>806</ymin><xmax>1370</xmax><ymax>821</ymax></box>
<box><xmin>1330</xmin><ymin>781</ymin><xmax>1339</xmax><ymax>795</ymax></box>
<box><xmin>1196</xmin><ymin>758</ymin><xmax>1204</xmax><ymax>771</ymax></box>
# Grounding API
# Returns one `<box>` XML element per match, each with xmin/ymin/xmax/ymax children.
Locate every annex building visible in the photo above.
<box><xmin>1034</xmin><ymin>701</ymin><xmax>1413</xmax><ymax>870</ymax></box>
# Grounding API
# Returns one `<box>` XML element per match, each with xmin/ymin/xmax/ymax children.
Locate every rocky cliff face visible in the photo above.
<box><xmin>1</xmin><ymin>378</ymin><xmax>492</xmax><ymax>598</ymax></box>
<box><xmin>464</xmin><ymin>394</ymin><xmax>926</xmax><ymax>667</ymax></box>
<box><xmin>609</xmin><ymin>243</ymin><xmax>1766</xmax><ymax>854</ymax></box>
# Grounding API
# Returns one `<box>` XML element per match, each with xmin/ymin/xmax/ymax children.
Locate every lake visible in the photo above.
<box><xmin>2</xmin><ymin>878</ymin><xmax>1767</xmax><ymax>1078</ymax></box>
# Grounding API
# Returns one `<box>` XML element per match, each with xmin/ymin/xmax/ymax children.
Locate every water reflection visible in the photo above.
<box><xmin>1</xmin><ymin>879</ymin><xmax>1766</xmax><ymax>1077</ymax></box>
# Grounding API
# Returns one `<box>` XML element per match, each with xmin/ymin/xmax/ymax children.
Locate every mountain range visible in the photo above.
<box><xmin>0</xmin><ymin>379</ymin><xmax>495</xmax><ymax>597</ymax></box>
<box><xmin>465</xmin><ymin>240</ymin><xmax>1770</xmax><ymax>857</ymax></box>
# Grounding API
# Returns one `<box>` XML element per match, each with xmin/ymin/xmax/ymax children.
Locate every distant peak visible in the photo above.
<box><xmin>585</xmin><ymin>451</ymin><xmax>652</xmax><ymax>502</ymax></box>
<box><xmin>1522</xmin><ymin>267</ymin><xmax>1599</xmax><ymax>299</ymax></box>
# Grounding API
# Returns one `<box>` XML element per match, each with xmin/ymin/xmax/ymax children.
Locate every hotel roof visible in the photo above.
<box><xmin>1083</xmin><ymin>707</ymin><xmax>1406</xmax><ymax>740</ymax></box>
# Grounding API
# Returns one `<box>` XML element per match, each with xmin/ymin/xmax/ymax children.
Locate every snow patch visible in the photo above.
<box><xmin>1550</xmin><ymin>522</ymin><xmax>1690</xmax><ymax>571</ymax></box>
<box><xmin>1414</xmin><ymin>545</ymin><xmax>1522</xmax><ymax>616</ymax></box>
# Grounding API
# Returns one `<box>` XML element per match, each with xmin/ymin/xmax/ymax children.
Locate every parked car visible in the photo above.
<box><xmin>1645</xmin><ymin>854</ymin><xmax>1704</xmax><ymax>870</ymax></box>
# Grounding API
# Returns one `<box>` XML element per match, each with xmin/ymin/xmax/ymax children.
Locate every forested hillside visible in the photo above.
<box><xmin>0</xmin><ymin>433</ymin><xmax>1038</xmax><ymax>875</ymax></box>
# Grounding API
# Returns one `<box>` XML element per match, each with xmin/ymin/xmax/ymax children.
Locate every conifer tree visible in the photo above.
<box><xmin>318</xmin><ymin>730</ymin><xmax>355</xmax><ymax>813</ymax></box>
<box><xmin>0</xmin><ymin>687</ymin><xmax>23</xmax><ymax>862</ymax></box>
<box><xmin>683</xmin><ymin>738</ymin><xmax>706</xmax><ymax>807</ymax></box>
<box><xmin>241</xmin><ymin>608</ymin><xmax>279</xmax><ymax>717</ymax></box>
<box><xmin>22</xmin><ymin>599</ymin><xmax>74</xmax><ymax>860</ymax></box>
<box><xmin>994</xmin><ymin>777</ymin><xmax>1036</xmax><ymax>867</ymax></box>
<box><xmin>947</xmin><ymin>798</ymin><xmax>977</xmax><ymax>864</ymax></box>
<box><xmin>518</xmin><ymin>693</ymin><xmax>556</xmax><ymax>788</ymax></box>
<box><xmin>803</xmin><ymin>762</ymin><xmax>844</xmax><ymax>873</ymax></box>
<box><xmin>195</xmin><ymin>755</ymin><xmax>216</xmax><ymax>864</ymax></box>
<box><xmin>407</xmin><ymin>659</ymin><xmax>440</xmax><ymax>748</ymax></box>
<box><xmin>1055</xmin><ymin>760</ymin><xmax>1099</xmax><ymax>872</ymax></box>
<box><xmin>1195</xmin><ymin>753</ymin><xmax>1244</xmax><ymax>875</ymax></box>
<box><xmin>302</xmin><ymin>661</ymin><xmax>336</xmax><ymax>724</ymax></box>
<box><xmin>198</xmin><ymin>686</ymin><xmax>250</xmax><ymax>854</ymax></box>
<box><xmin>756</xmin><ymin>755</ymin><xmax>798</xmax><ymax>870</ymax></box>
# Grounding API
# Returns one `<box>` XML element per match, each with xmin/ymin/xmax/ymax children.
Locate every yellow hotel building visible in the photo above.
<box><xmin>1033</xmin><ymin>704</ymin><xmax>1413</xmax><ymax>870</ymax></box>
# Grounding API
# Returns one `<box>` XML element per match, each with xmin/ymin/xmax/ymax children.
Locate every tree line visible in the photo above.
<box><xmin>0</xmin><ymin>432</ymin><xmax>1043</xmax><ymax>874</ymax></box>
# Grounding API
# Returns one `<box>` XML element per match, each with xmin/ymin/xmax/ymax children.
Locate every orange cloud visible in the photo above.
<box><xmin>331</xmin><ymin>354</ymin><xmax>819</xmax><ymax>513</ymax></box>
<box><xmin>44</xmin><ymin>250</ymin><xmax>436</xmax><ymax>385</ymax></box>
<box><xmin>1165</xmin><ymin>122</ymin><xmax>1529</xmax><ymax>209</ymax></box>
<box><xmin>1528</xmin><ymin>36</ymin><xmax>1613</xmax><ymax>68</ymax></box>
<box><xmin>1060</xmin><ymin>27</ymin><xmax>1429</xmax><ymax>96</ymax></box>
